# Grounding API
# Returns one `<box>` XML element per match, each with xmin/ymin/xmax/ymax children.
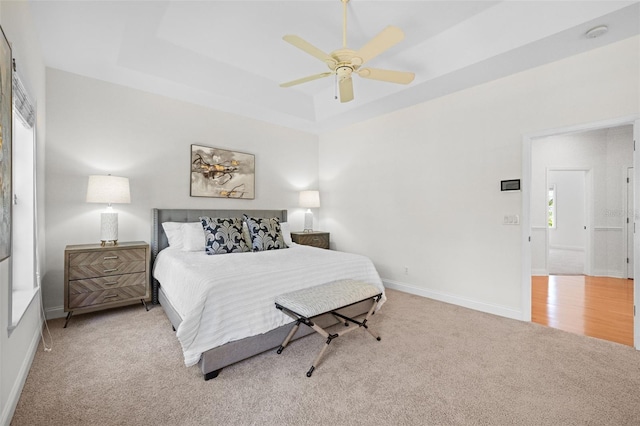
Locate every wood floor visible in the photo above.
<box><xmin>532</xmin><ymin>275</ymin><xmax>634</xmax><ymax>346</ymax></box>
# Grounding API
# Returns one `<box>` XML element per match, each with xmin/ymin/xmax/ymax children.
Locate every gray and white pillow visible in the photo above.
<box><xmin>200</xmin><ymin>217</ymin><xmax>250</xmax><ymax>255</ymax></box>
<box><xmin>243</xmin><ymin>215</ymin><xmax>288</xmax><ymax>252</ymax></box>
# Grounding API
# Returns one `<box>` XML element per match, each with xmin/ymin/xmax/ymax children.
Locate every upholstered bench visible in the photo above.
<box><xmin>274</xmin><ymin>279</ymin><xmax>382</xmax><ymax>377</ymax></box>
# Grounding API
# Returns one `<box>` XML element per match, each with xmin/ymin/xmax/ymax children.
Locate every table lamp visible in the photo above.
<box><xmin>299</xmin><ymin>190</ymin><xmax>320</xmax><ymax>232</ymax></box>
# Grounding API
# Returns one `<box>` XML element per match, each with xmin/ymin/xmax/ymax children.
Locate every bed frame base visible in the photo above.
<box><xmin>204</xmin><ymin>369</ymin><xmax>222</xmax><ymax>381</ymax></box>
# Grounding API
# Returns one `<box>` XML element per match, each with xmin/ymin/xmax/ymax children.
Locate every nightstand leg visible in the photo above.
<box><xmin>141</xmin><ymin>299</ymin><xmax>149</xmax><ymax>311</ymax></box>
<box><xmin>63</xmin><ymin>311</ymin><xmax>73</xmax><ymax>328</ymax></box>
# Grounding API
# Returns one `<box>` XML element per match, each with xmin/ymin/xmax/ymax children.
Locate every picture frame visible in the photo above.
<box><xmin>0</xmin><ymin>26</ymin><xmax>12</xmax><ymax>261</ymax></box>
<box><xmin>190</xmin><ymin>144</ymin><xmax>255</xmax><ymax>199</ymax></box>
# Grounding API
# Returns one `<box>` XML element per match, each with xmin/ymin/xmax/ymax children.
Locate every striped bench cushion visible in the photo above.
<box><xmin>275</xmin><ymin>279</ymin><xmax>381</xmax><ymax>318</ymax></box>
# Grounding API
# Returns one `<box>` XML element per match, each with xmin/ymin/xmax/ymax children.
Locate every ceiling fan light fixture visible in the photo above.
<box><xmin>336</xmin><ymin>65</ymin><xmax>353</xmax><ymax>77</ymax></box>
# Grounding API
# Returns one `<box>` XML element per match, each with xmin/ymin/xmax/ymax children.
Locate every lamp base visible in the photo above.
<box><xmin>303</xmin><ymin>210</ymin><xmax>314</xmax><ymax>232</ymax></box>
<box><xmin>100</xmin><ymin>240</ymin><xmax>119</xmax><ymax>247</ymax></box>
<box><xmin>100</xmin><ymin>211</ymin><xmax>119</xmax><ymax>246</ymax></box>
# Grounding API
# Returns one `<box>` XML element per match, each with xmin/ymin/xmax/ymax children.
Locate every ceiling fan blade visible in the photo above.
<box><xmin>339</xmin><ymin>76</ymin><xmax>354</xmax><ymax>103</ymax></box>
<box><xmin>283</xmin><ymin>35</ymin><xmax>337</xmax><ymax>66</ymax></box>
<box><xmin>357</xmin><ymin>68</ymin><xmax>415</xmax><ymax>84</ymax></box>
<box><xmin>280</xmin><ymin>72</ymin><xmax>333</xmax><ymax>88</ymax></box>
<box><xmin>352</xmin><ymin>26</ymin><xmax>405</xmax><ymax>66</ymax></box>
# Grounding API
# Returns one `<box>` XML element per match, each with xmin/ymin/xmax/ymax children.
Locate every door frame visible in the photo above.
<box><xmin>627</xmin><ymin>166</ymin><xmax>634</xmax><ymax>279</ymax></box>
<box><xmin>521</xmin><ymin>115</ymin><xmax>639</xmax><ymax>350</ymax></box>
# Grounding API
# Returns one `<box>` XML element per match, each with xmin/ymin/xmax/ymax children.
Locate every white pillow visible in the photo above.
<box><xmin>162</xmin><ymin>222</ymin><xmax>185</xmax><ymax>249</ymax></box>
<box><xmin>280</xmin><ymin>222</ymin><xmax>293</xmax><ymax>247</ymax></box>
<box><xmin>182</xmin><ymin>222</ymin><xmax>206</xmax><ymax>251</ymax></box>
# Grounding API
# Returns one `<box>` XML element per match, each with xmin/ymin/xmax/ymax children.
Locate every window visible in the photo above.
<box><xmin>548</xmin><ymin>184</ymin><xmax>556</xmax><ymax>229</ymax></box>
<box><xmin>10</xmin><ymin>68</ymin><xmax>38</xmax><ymax>329</ymax></box>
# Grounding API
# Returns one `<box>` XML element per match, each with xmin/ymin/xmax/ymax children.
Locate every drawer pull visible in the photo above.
<box><xmin>104</xmin><ymin>281</ymin><xmax>118</xmax><ymax>286</ymax></box>
<box><xmin>103</xmin><ymin>255</ymin><xmax>119</xmax><ymax>260</ymax></box>
<box><xmin>103</xmin><ymin>294</ymin><xmax>119</xmax><ymax>299</ymax></box>
<box><xmin>103</xmin><ymin>268</ymin><xmax>118</xmax><ymax>273</ymax></box>
<box><xmin>312</xmin><ymin>238</ymin><xmax>320</xmax><ymax>242</ymax></box>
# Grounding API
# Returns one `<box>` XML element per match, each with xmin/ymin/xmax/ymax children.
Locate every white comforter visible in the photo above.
<box><xmin>153</xmin><ymin>244</ymin><xmax>385</xmax><ymax>366</ymax></box>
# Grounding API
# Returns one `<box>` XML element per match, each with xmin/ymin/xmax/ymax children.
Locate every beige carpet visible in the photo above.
<box><xmin>11</xmin><ymin>289</ymin><xmax>640</xmax><ymax>425</ymax></box>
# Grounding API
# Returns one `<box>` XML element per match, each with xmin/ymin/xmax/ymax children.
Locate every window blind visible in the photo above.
<box><xmin>12</xmin><ymin>60</ymin><xmax>35</xmax><ymax>128</ymax></box>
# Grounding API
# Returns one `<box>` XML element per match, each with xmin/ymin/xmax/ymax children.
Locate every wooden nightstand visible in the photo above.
<box><xmin>291</xmin><ymin>231</ymin><xmax>330</xmax><ymax>249</ymax></box>
<box><xmin>63</xmin><ymin>241</ymin><xmax>150</xmax><ymax>327</ymax></box>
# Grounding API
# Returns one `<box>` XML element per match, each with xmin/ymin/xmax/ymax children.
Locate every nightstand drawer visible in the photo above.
<box><xmin>68</xmin><ymin>249</ymin><xmax>146</xmax><ymax>279</ymax></box>
<box><xmin>69</xmin><ymin>272</ymin><xmax>147</xmax><ymax>293</ymax></box>
<box><xmin>68</xmin><ymin>285</ymin><xmax>147</xmax><ymax>309</ymax></box>
<box><xmin>291</xmin><ymin>232</ymin><xmax>330</xmax><ymax>249</ymax></box>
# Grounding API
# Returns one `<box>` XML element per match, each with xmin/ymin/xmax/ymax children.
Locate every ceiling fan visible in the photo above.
<box><xmin>280</xmin><ymin>0</ymin><xmax>415</xmax><ymax>103</ymax></box>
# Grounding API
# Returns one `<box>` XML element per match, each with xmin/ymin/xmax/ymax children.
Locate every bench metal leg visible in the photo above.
<box><xmin>304</xmin><ymin>322</ymin><xmax>335</xmax><ymax>376</ymax></box>
<box><xmin>277</xmin><ymin>320</ymin><xmax>301</xmax><ymax>354</ymax></box>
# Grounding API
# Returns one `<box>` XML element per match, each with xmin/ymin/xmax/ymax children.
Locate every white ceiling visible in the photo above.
<box><xmin>28</xmin><ymin>0</ymin><xmax>640</xmax><ymax>134</ymax></box>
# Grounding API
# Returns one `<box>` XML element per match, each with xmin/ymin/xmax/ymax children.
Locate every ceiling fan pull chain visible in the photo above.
<box><xmin>334</xmin><ymin>74</ymin><xmax>338</xmax><ymax>100</ymax></box>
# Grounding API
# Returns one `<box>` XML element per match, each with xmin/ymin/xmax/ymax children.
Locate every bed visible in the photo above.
<box><xmin>150</xmin><ymin>208</ymin><xmax>386</xmax><ymax>380</ymax></box>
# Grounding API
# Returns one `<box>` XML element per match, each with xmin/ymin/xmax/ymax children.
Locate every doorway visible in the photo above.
<box><xmin>522</xmin><ymin>118</ymin><xmax>638</xmax><ymax>348</ymax></box>
<box><xmin>546</xmin><ymin>169</ymin><xmax>588</xmax><ymax>276</ymax></box>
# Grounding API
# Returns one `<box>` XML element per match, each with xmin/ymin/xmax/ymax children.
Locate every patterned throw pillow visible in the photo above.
<box><xmin>243</xmin><ymin>215</ymin><xmax>288</xmax><ymax>252</ymax></box>
<box><xmin>199</xmin><ymin>217</ymin><xmax>250</xmax><ymax>255</ymax></box>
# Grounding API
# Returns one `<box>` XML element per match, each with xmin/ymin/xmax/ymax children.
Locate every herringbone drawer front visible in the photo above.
<box><xmin>68</xmin><ymin>285</ymin><xmax>147</xmax><ymax>309</ymax></box>
<box><xmin>69</xmin><ymin>272</ymin><xmax>146</xmax><ymax>293</ymax></box>
<box><xmin>68</xmin><ymin>248</ymin><xmax>146</xmax><ymax>279</ymax></box>
<box><xmin>291</xmin><ymin>232</ymin><xmax>330</xmax><ymax>249</ymax></box>
<box><xmin>69</xmin><ymin>260</ymin><xmax>146</xmax><ymax>280</ymax></box>
<box><xmin>69</xmin><ymin>248</ymin><xmax>146</xmax><ymax>266</ymax></box>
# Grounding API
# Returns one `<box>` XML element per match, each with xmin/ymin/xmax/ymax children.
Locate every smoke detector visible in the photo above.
<box><xmin>585</xmin><ymin>25</ymin><xmax>608</xmax><ymax>39</ymax></box>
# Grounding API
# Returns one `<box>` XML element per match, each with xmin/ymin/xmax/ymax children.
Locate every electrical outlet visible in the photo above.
<box><xmin>503</xmin><ymin>214</ymin><xmax>520</xmax><ymax>225</ymax></box>
<box><xmin>404</xmin><ymin>266</ymin><xmax>409</xmax><ymax>275</ymax></box>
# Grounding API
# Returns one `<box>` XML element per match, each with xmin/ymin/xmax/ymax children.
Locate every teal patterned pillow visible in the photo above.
<box><xmin>199</xmin><ymin>217</ymin><xmax>250</xmax><ymax>255</ymax></box>
<box><xmin>243</xmin><ymin>215</ymin><xmax>288</xmax><ymax>251</ymax></box>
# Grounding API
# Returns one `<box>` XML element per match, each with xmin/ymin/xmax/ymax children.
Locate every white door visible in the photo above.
<box><xmin>628</xmin><ymin>167</ymin><xmax>634</xmax><ymax>279</ymax></box>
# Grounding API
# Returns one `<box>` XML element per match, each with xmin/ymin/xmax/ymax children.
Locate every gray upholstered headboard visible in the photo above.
<box><xmin>150</xmin><ymin>208</ymin><xmax>288</xmax><ymax>303</ymax></box>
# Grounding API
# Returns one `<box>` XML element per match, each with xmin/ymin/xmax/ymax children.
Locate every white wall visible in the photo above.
<box><xmin>319</xmin><ymin>36</ymin><xmax>639</xmax><ymax>319</ymax></box>
<box><xmin>43</xmin><ymin>69</ymin><xmax>319</xmax><ymax>317</ymax></box>
<box><xmin>532</xmin><ymin>126</ymin><xmax>633</xmax><ymax>277</ymax></box>
<box><xmin>0</xmin><ymin>1</ymin><xmax>46</xmax><ymax>424</ymax></box>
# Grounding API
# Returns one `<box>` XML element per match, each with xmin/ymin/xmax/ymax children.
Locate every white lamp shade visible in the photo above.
<box><xmin>86</xmin><ymin>175</ymin><xmax>131</xmax><ymax>204</ymax></box>
<box><xmin>299</xmin><ymin>190</ymin><xmax>320</xmax><ymax>208</ymax></box>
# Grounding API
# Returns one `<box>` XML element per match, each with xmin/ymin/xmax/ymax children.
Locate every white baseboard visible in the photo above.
<box><xmin>531</xmin><ymin>268</ymin><xmax>548</xmax><ymax>276</ymax></box>
<box><xmin>590</xmin><ymin>269</ymin><xmax>626</xmax><ymax>279</ymax></box>
<box><xmin>45</xmin><ymin>305</ymin><xmax>65</xmax><ymax>320</ymax></box>
<box><xmin>0</xmin><ymin>317</ymin><xmax>42</xmax><ymax>426</ymax></box>
<box><xmin>382</xmin><ymin>279</ymin><xmax>522</xmax><ymax>320</ymax></box>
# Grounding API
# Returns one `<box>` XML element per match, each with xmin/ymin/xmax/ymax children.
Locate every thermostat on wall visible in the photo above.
<box><xmin>501</xmin><ymin>179</ymin><xmax>521</xmax><ymax>191</ymax></box>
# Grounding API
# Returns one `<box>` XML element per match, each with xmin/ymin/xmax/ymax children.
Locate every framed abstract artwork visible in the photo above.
<box><xmin>0</xmin><ymin>26</ymin><xmax>12</xmax><ymax>261</ymax></box>
<box><xmin>190</xmin><ymin>144</ymin><xmax>255</xmax><ymax>199</ymax></box>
